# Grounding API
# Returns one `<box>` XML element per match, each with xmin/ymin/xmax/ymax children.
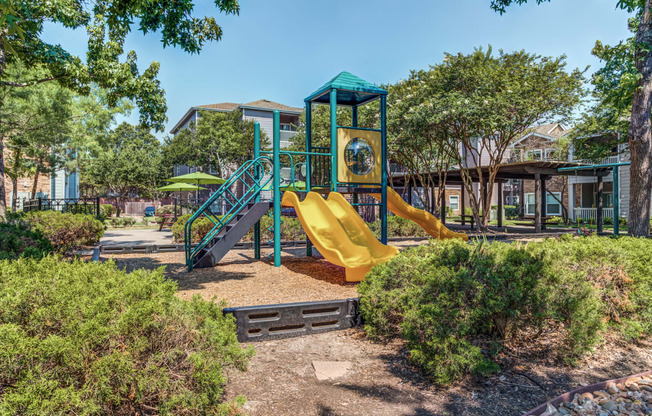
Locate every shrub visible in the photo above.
<box><xmin>157</xmin><ymin>205</ymin><xmax>175</xmax><ymax>215</ymax></box>
<box><xmin>0</xmin><ymin>256</ymin><xmax>252</xmax><ymax>415</ymax></box>
<box><xmin>173</xmin><ymin>211</ymin><xmax>308</xmax><ymax>244</ymax></box>
<box><xmin>359</xmin><ymin>236</ymin><xmax>652</xmax><ymax>385</ymax></box>
<box><xmin>368</xmin><ymin>215</ymin><xmax>427</xmax><ymax>238</ymax></box>
<box><xmin>172</xmin><ymin>214</ymin><xmax>217</xmax><ymax>243</ymax></box>
<box><xmin>504</xmin><ymin>205</ymin><xmax>519</xmax><ymax>219</ymax></box>
<box><xmin>0</xmin><ymin>222</ymin><xmax>53</xmax><ymax>260</ymax></box>
<box><xmin>603</xmin><ymin>216</ymin><xmax>614</xmax><ymax>225</ymax></box>
<box><xmin>109</xmin><ymin>217</ymin><xmax>122</xmax><ymax>228</ymax></box>
<box><xmin>141</xmin><ymin>217</ymin><xmax>151</xmax><ymax>226</ymax></box>
<box><xmin>26</xmin><ymin>211</ymin><xmax>105</xmax><ymax>253</ymax></box>
<box><xmin>100</xmin><ymin>204</ymin><xmax>115</xmax><ymax>218</ymax></box>
<box><xmin>121</xmin><ymin>217</ymin><xmax>136</xmax><ymax>227</ymax></box>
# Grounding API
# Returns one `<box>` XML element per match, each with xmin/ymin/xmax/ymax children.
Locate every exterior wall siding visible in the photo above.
<box><xmin>243</xmin><ymin>109</ymin><xmax>274</xmax><ymax>142</ymax></box>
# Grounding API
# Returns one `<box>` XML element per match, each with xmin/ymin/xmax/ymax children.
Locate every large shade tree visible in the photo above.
<box><xmin>0</xmin><ymin>0</ymin><xmax>240</xmax><ymax>218</ymax></box>
<box><xmin>87</xmin><ymin>122</ymin><xmax>166</xmax><ymax>216</ymax></box>
<box><xmin>490</xmin><ymin>0</ymin><xmax>652</xmax><ymax>236</ymax></box>
<box><xmin>400</xmin><ymin>48</ymin><xmax>584</xmax><ymax>230</ymax></box>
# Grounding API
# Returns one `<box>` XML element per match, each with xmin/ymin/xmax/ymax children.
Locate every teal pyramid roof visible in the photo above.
<box><xmin>305</xmin><ymin>71</ymin><xmax>387</xmax><ymax>106</ymax></box>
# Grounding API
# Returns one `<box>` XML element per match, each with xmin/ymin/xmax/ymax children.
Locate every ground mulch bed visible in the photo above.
<box><xmin>105</xmin><ymin>238</ymin><xmax>651</xmax><ymax>415</ymax></box>
<box><xmin>224</xmin><ymin>330</ymin><xmax>652</xmax><ymax>416</ymax></box>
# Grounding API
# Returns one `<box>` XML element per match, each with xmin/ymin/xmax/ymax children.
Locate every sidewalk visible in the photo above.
<box><xmin>100</xmin><ymin>229</ymin><xmax>174</xmax><ymax>246</ymax></box>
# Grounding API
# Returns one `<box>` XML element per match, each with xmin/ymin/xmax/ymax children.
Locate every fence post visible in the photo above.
<box><xmin>96</xmin><ymin>197</ymin><xmax>100</xmax><ymax>218</ymax></box>
<box><xmin>38</xmin><ymin>197</ymin><xmax>42</xmax><ymax>211</ymax></box>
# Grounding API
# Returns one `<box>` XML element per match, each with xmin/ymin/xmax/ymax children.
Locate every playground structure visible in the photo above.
<box><xmin>184</xmin><ymin>71</ymin><xmax>467</xmax><ymax>281</ymax></box>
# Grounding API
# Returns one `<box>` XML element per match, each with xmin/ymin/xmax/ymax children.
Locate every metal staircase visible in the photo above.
<box><xmin>185</xmin><ymin>157</ymin><xmax>273</xmax><ymax>271</ymax></box>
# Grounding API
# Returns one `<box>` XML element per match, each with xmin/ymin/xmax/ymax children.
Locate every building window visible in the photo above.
<box><xmin>546</xmin><ymin>193</ymin><xmax>562</xmax><ymax>215</ymax></box>
<box><xmin>449</xmin><ymin>195</ymin><xmax>459</xmax><ymax>211</ymax></box>
<box><xmin>526</xmin><ymin>193</ymin><xmax>536</xmax><ymax>215</ymax></box>
<box><xmin>525</xmin><ymin>192</ymin><xmax>562</xmax><ymax>215</ymax></box>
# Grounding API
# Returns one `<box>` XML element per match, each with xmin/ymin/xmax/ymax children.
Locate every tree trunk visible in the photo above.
<box><xmin>0</xmin><ymin>41</ymin><xmax>6</xmax><ymax>219</ymax></box>
<box><xmin>628</xmin><ymin>0</ymin><xmax>652</xmax><ymax>237</ymax></box>
<box><xmin>31</xmin><ymin>169</ymin><xmax>40</xmax><ymax>199</ymax></box>
<box><xmin>11</xmin><ymin>177</ymin><xmax>17</xmax><ymax>212</ymax></box>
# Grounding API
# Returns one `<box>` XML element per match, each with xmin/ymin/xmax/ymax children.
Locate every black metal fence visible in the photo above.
<box><xmin>22</xmin><ymin>197</ymin><xmax>101</xmax><ymax>218</ymax></box>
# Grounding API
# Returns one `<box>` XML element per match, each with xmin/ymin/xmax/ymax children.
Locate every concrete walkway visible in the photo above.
<box><xmin>100</xmin><ymin>229</ymin><xmax>174</xmax><ymax>246</ymax></box>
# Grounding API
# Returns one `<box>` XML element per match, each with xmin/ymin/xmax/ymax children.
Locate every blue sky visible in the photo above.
<box><xmin>45</xmin><ymin>0</ymin><xmax>632</xmax><ymax>138</ymax></box>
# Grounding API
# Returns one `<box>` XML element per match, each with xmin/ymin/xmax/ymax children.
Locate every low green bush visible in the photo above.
<box><xmin>25</xmin><ymin>211</ymin><xmax>104</xmax><ymax>253</ymax></box>
<box><xmin>358</xmin><ymin>236</ymin><xmax>652</xmax><ymax>385</ymax></box>
<box><xmin>368</xmin><ymin>215</ymin><xmax>427</xmax><ymax>238</ymax></box>
<box><xmin>172</xmin><ymin>214</ymin><xmax>217</xmax><ymax>243</ymax></box>
<box><xmin>157</xmin><ymin>205</ymin><xmax>175</xmax><ymax>215</ymax></box>
<box><xmin>100</xmin><ymin>203</ymin><xmax>115</xmax><ymax>218</ymax></box>
<box><xmin>121</xmin><ymin>217</ymin><xmax>136</xmax><ymax>227</ymax></box>
<box><xmin>0</xmin><ymin>222</ymin><xmax>53</xmax><ymax>260</ymax></box>
<box><xmin>504</xmin><ymin>205</ymin><xmax>519</xmax><ymax>219</ymax></box>
<box><xmin>173</xmin><ymin>211</ymin><xmax>307</xmax><ymax>243</ymax></box>
<box><xmin>0</xmin><ymin>256</ymin><xmax>252</xmax><ymax>415</ymax></box>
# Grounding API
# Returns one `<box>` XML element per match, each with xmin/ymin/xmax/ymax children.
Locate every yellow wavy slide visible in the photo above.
<box><xmin>282</xmin><ymin>191</ymin><xmax>399</xmax><ymax>282</ymax></box>
<box><xmin>371</xmin><ymin>187</ymin><xmax>469</xmax><ymax>241</ymax></box>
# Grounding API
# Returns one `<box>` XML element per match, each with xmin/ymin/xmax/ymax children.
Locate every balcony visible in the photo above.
<box><xmin>279</xmin><ymin>130</ymin><xmax>298</xmax><ymax>149</ymax></box>
<box><xmin>570</xmin><ymin>155</ymin><xmax>620</xmax><ymax>165</ymax></box>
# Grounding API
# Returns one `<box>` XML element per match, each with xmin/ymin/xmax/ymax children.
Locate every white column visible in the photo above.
<box><xmin>568</xmin><ymin>183</ymin><xmax>575</xmax><ymax>220</ymax></box>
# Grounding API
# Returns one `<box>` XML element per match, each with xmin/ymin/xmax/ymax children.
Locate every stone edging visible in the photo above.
<box><xmin>522</xmin><ymin>370</ymin><xmax>652</xmax><ymax>416</ymax></box>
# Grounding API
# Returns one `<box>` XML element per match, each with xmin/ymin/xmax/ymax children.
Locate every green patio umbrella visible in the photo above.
<box><xmin>156</xmin><ymin>183</ymin><xmax>207</xmax><ymax>192</ymax></box>
<box><xmin>167</xmin><ymin>172</ymin><xmax>226</xmax><ymax>186</ymax></box>
<box><xmin>166</xmin><ymin>172</ymin><xmax>225</xmax><ymax>205</ymax></box>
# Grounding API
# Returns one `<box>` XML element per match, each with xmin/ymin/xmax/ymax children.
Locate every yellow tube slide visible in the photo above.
<box><xmin>281</xmin><ymin>191</ymin><xmax>398</xmax><ymax>282</ymax></box>
<box><xmin>371</xmin><ymin>187</ymin><xmax>469</xmax><ymax>241</ymax></box>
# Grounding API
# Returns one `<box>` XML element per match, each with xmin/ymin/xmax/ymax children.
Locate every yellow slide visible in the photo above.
<box><xmin>371</xmin><ymin>187</ymin><xmax>469</xmax><ymax>241</ymax></box>
<box><xmin>282</xmin><ymin>191</ymin><xmax>399</xmax><ymax>282</ymax></box>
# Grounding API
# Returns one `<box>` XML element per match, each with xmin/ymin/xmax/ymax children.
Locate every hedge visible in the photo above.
<box><xmin>0</xmin><ymin>256</ymin><xmax>252</xmax><ymax>415</ymax></box>
<box><xmin>25</xmin><ymin>211</ymin><xmax>105</xmax><ymax>253</ymax></box>
<box><xmin>172</xmin><ymin>212</ymin><xmax>307</xmax><ymax>243</ymax></box>
<box><xmin>358</xmin><ymin>235</ymin><xmax>652</xmax><ymax>385</ymax></box>
<box><xmin>0</xmin><ymin>222</ymin><xmax>53</xmax><ymax>260</ymax></box>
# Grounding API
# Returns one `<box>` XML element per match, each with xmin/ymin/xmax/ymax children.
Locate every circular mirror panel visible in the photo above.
<box><xmin>344</xmin><ymin>138</ymin><xmax>375</xmax><ymax>176</ymax></box>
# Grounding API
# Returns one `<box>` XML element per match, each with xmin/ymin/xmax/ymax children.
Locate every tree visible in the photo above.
<box><xmin>87</xmin><ymin>123</ymin><xmax>166</xmax><ymax>216</ymax></box>
<box><xmin>490</xmin><ymin>0</ymin><xmax>652</xmax><ymax>236</ymax></box>
<box><xmin>408</xmin><ymin>48</ymin><xmax>584</xmax><ymax>231</ymax></box>
<box><xmin>0</xmin><ymin>0</ymin><xmax>241</xmax><ymax>219</ymax></box>
<box><xmin>165</xmin><ymin>110</ymin><xmax>269</xmax><ymax>177</ymax></box>
<box><xmin>386</xmin><ymin>75</ymin><xmax>458</xmax><ymax>214</ymax></box>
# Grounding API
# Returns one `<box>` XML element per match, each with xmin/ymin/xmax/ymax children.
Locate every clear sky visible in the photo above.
<box><xmin>45</xmin><ymin>0</ymin><xmax>633</xmax><ymax>138</ymax></box>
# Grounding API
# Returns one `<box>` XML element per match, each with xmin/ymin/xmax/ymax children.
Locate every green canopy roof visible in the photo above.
<box><xmin>167</xmin><ymin>172</ymin><xmax>226</xmax><ymax>185</ymax></box>
<box><xmin>156</xmin><ymin>183</ymin><xmax>207</xmax><ymax>192</ymax></box>
<box><xmin>305</xmin><ymin>71</ymin><xmax>387</xmax><ymax>106</ymax></box>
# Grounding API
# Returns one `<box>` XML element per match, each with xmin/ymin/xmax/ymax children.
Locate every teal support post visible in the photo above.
<box><xmin>380</xmin><ymin>95</ymin><xmax>388</xmax><ymax>244</ymax></box>
<box><xmin>253</xmin><ymin>122</ymin><xmax>261</xmax><ymax>259</ymax></box>
<box><xmin>352</xmin><ymin>105</ymin><xmax>359</xmax><ymax>210</ymax></box>
<box><xmin>305</xmin><ymin>102</ymin><xmax>313</xmax><ymax>257</ymax></box>
<box><xmin>613</xmin><ymin>165</ymin><xmax>620</xmax><ymax>236</ymax></box>
<box><xmin>273</xmin><ymin>111</ymin><xmax>281</xmax><ymax>266</ymax></box>
<box><xmin>330</xmin><ymin>89</ymin><xmax>338</xmax><ymax>191</ymax></box>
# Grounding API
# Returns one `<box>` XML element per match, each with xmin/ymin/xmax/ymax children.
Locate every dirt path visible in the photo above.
<box><xmin>225</xmin><ymin>330</ymin><xmax>652</xmax><ymax>416</ymax></box>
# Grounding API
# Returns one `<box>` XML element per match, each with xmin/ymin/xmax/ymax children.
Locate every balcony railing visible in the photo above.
<box><xmin>570</xmin><ymin>155</ymin><xmax>620</xmax><ymax>165</ymax></box>
<box><xmin>572</xmin><ymin>207</ymin><xmax>614</xmax><ymax>221</ymax></box>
